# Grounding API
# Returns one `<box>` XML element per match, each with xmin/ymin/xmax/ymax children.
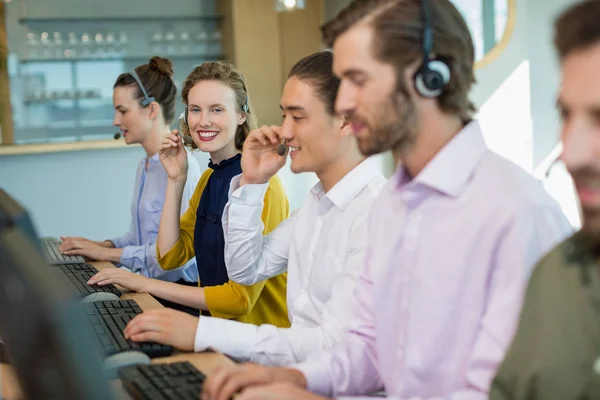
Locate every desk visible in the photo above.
<box><xmin>1</xmin><ymin>261</ymin><xmax>233</xmax><ymax>399</ymax></box>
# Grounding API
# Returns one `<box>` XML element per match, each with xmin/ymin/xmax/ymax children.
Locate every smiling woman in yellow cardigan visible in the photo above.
<box><xmin>156</xmin><ymin>165</ymin><xmax>289</xmax><ymax>326</ymax></box>
<box><xmin>87</xmin><ymin>61</ymin><xmax>289</xmax><ymax>331</ymax></box>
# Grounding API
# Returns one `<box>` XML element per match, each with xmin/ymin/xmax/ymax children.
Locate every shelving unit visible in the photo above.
<box><xmin>19</xmin><ymin>54</ymin><xmax>225</xmax><ymax>64</ymax></box>
<box><xmin>2</xmin><ymin>0</ymin><xmax>224</xmax><ymax>145</ymax></box>
<box><xmin>19</xmin><ymin>15</ymin><xmax>223</xmax><ymax>23</ymax></box>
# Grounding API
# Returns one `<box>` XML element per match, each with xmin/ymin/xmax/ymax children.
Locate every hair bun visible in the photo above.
<box><xmin>149</xmin><ymin>56</ymin><xmax>174</xmax><ymax>77</ymax></box>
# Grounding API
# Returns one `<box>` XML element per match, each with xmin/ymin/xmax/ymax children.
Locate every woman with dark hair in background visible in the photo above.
<box><xmin>60</xmin><ymin>57</ymin><xmax>201</xmax><ymax>291</ymax></box>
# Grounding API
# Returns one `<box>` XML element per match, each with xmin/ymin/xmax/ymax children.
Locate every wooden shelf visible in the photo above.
<box><xmin>0</xmin><ymin>139</ymin><xmax>130</xmax><ymax>156</ymax></box>
<box><xmin>19</xmin><ymin>53</ymin><xmax>225</xmax><ymax>64</ymax></box>
<box><xmin>19</xmin><ymin>15</ymin><xmax>222</xmax><ymax>23</ymax></box>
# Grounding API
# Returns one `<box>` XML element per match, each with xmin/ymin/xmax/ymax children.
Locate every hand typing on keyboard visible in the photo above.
<box><xmin>88</xmin><ymin>268</ymin><xmax>150</xmax><ymax>293</ymax></box>
<box><xmin>59</xmin><ymin>236</ymin><xmax>122</xmax><ymax>262</ymax></box>
<box><xmin>217</xmin><ymin>382</ymin><xmax>326</xmax><ymax>400</ymax></box>
<box><xmin>123</xmin><ymin>308</ymin><xmax>198</xmax><ymax>352</ymax></box>
<box><xmin>202</xmin><ymin>365</ymin><xmax>321</xmax><ymax>400</ymax></box>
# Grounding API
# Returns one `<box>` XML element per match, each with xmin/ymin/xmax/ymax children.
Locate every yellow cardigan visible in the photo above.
<box><xmin>157</xmin><ymin>169</ymin><xmax>290</xmax><ymax>328</ymax></box>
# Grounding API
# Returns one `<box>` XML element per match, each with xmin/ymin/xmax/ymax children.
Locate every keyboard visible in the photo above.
<box><xmin>119</xmin><ymin>362</ymin><xmax>206</xmax><ymax>400</ymax></box>
<box><xmin>58</xmin><ymin>263</ymin><xmax>122</xmax><ymax>297</ymax></box>
<box><xmin>40</xmin><ymin>237</ymin><xmax>85</xmax><ymax>265</ymax></box>
<box><xmin>84</xmin><ymin>300</ymin><xmax>173</xmax><ymax>358</ymax></box>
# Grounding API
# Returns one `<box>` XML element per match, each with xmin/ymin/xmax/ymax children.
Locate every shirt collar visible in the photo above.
<box><xmin>310</xmin><ymin>156</ymin><xmax>382</xmax><ymax>211</ymax></box>
<box><xmin>140</xmin><ymin>152</ymin><xmax>161</xmax><ymax>169</ymax></box>
<box><xmin>395</xmin><ymin>120</ymin><xmax>488</xmax><ymax>198</ymax></box>
<box><xmin>148</xmin><ymin>152</ymin><xmax>160</xmax><ymax>163</ymax></box>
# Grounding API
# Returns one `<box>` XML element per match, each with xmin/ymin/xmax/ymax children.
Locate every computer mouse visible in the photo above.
<box><xmin>103</xmin><ymin>351</ymin><xmax>151</xmax><ymax>379</ymax></box>
<box><xmin>81</xmin><ymin>292</ymin><xmax>120</xmax><ymax>303</ymax></box>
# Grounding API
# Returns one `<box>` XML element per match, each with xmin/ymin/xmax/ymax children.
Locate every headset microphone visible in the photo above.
<box><xmin>181</xmin><ymin>135</ymin><xmax>193</xmax><ymax>146</ymax></box>
<box><xmin>277</xmin><ymin>140</ymin><xmax>288</xmax><ymax>157</ymax></box>
<box><xmin>113</xmin><ymin>132</ymin><xmax>121</xmax><ymax>140</ymax></box>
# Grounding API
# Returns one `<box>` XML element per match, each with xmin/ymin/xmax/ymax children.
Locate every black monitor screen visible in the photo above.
<box><xmin>0</xmin><ymin>189</ymin><xmax>41</xmax><ymax>250</ymax></box>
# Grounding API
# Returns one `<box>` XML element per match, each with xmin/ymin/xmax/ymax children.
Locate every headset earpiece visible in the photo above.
<box><xmin>414</xmin><ymin>59</ymin><xmax>451</xmax><ymax>98</ymax></box>
<box><xmin>414</xmin><ymin>0</ymin><xmax>451</xmax><ymax>98</ymax></box>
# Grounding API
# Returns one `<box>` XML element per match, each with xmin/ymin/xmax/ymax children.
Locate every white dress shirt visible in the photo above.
<box><xmin>193</xmin><ymin>157</ymin><xmax>386</xmax><ymax>366</ymax></box>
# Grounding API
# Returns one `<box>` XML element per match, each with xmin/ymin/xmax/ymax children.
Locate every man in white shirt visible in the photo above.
<box><xmin>122</xmin><ymin>51</ymin><xmax>385</xmax><ymax>362</ymax></box>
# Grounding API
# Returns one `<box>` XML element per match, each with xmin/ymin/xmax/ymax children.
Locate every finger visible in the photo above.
<box><xmin>269</xmin><ymin>125</ymin><xmax>283</xmax><ymax>141</ymax></box>
<box><xmin>169</xmin><ymin>131</ymin><xmax>181</xmax><ymax>143</ymax></box>
<box><xmin>161</xmin><ymin>137</ymin><xmax>179</xmax><ymax>149</ymax></box>
<box><xmin>203</xmin><ymin>367</ymin><xmax>235</xmax><ymax>399</ymax></box>
<box><xmin>124</xmin><ymin>312</ymin><xmax>162</xmax><ymax>335</ymax></box>
<box><xmin>259</xmin><ymin>125</ymin><xmax>281</xmax><ymax>145</ymax></box>
<box><xmin>60</xmin><ymin>240</ymin><xmax>80</xmax><ymax>250</ymax></box>
<box><xmin>62</xmin><ymin>249</ymin><xmax>83</xmax><ymax>256</ymax></box>
<box><xmin>87</xmin><ymin>271</ymin><xmax>113</xmax><ymax>284</ymax></box>
<box><xmin>93</xmin><ymin>278</ymin><xmax>118</xmax><ymax>286</ymax></box>
<box><xmin>236</xmin><ymin>386</ymin><xmax>269</xmax><ymax>400</ymax></box>
<box><xmin>124</xmin><ymin>320</ymin><xmax>161</xmax><ymax>340</ymax></box>
<box><xmin>253</xmin><ymin>127</ymin><xmax>275</xmax><ymax>146</ymax></box>
<box><xmin>216</xmin><ymin>371</ymin><xmax>261</xmax><ymax>400</ymax></box>
<box><xmin>129</xmin><ymin>331</ymin><xmax>165</xmax><ymax>344</ymax></box>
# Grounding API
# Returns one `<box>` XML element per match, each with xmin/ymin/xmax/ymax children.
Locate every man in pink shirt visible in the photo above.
<box><xmin>202</xmin><ymin>0</ymin><xmax>572</xmax><ymax>399</ymax></box>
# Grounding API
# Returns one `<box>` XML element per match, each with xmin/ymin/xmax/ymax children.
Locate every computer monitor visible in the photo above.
<box><xmin>0</xmin><ymin>226</ymin><xmax>116</xmax><ymax>400</ymax></box>
<box><xmin>0</xmin><ymin>189</ymin><xmax>41</xmax><ymax>251</ymax></box>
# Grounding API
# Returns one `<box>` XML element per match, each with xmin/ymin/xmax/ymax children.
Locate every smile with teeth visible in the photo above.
<box><xmin>197</xmin><ymin>130</ymin><xmax>219</xmax><ymax>141</ymax></box>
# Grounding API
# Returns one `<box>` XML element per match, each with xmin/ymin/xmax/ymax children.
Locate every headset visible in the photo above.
<box><xmin>413</xmin><ymin>0</ymin><xmax>451</xmax><ymax>98</ymax></box>
<box><xmin>114</xmin><ymin>70</ymin><xmax>155</xmax><ymax>140</ymax></box>
<box><xmin>130</xmin><ymin>70</ymin><xmax>156</xmax><ymax>106</ymax></box>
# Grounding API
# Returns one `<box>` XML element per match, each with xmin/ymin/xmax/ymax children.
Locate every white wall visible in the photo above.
<box><xmin>0</xmin><ymin>147</ymin><xmax>145</xmax><ymax>239</ymax></box>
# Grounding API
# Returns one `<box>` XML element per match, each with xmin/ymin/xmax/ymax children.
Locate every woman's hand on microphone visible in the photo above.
<box><xmin>160</xmin><ymin>129</ymin><xmax>189</xmax><ymax>183</ymax></box>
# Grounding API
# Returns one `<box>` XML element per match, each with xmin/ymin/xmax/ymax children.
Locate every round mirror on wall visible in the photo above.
<box><xmin>450</xmin><ymin>0</ymin><xmax>516</xmax><ymax>68</ymax></box>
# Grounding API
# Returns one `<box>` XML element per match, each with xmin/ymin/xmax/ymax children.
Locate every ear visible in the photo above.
<box><xmin>148</xmin><ymin>101</ymin><xmax>160</xmax><ymax>120</ymax></box>
<box><xmin>336</xmin><ymin>115</ymin><xmax>353</xmax><ymax>138</ymax></box>
<box><xmin>237</xmin><ymin>112</ymin><xmax>247</xmax><ymax>126</ymax></box>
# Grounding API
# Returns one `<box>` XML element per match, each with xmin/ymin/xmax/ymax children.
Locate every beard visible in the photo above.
<box><xmin>571</xmin><ymin>168</ymin><xmax>600</xmax><ymax>245</ymax></box>
<box><xmin>581</xmin><ymin>207</ymin><xmax>600</xmax><ymax>242</ymax></box>
<box><xmin>353</xmin><ymin>90</ymin><xmax>419</xmax><ymax>158</ymax></box>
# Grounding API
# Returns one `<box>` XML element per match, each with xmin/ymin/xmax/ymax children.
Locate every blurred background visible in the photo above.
<box><xmin>0</xmin><ymin>0</ymin><xmax>580</xmax><ymax>240</ymax></box>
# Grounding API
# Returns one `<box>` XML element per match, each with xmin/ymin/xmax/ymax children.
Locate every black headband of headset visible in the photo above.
<box><xmin>421</xmin><ymin>0</ymin><xmax>433</xmax><ymax>65</ymax></box>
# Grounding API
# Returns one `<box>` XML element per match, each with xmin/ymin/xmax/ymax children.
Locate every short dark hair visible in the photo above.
<box><xmin>321</xmin><ymin>0</ymin><xmax>476</xmax><ymax>121</ymax></box>
<box><xmin>114</xmin><ymin>56</ymin><xmax>177</xmax><ymax>124</ymax></box>
<box><xmin>288</xmin><ymin>51</ymin><xmax>340</xmax><ymax>116</ymax></box>
<box><xmin>554</xmin><ymin>0</ymin><xmax>600</xmax><ymax>61</ymax></box>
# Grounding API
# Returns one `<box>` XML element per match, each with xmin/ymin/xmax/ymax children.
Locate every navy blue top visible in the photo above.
<box><xmin>194</xmin><ymin>153</ymin><xmax>242</xmax><ymax>287</ymax></box>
